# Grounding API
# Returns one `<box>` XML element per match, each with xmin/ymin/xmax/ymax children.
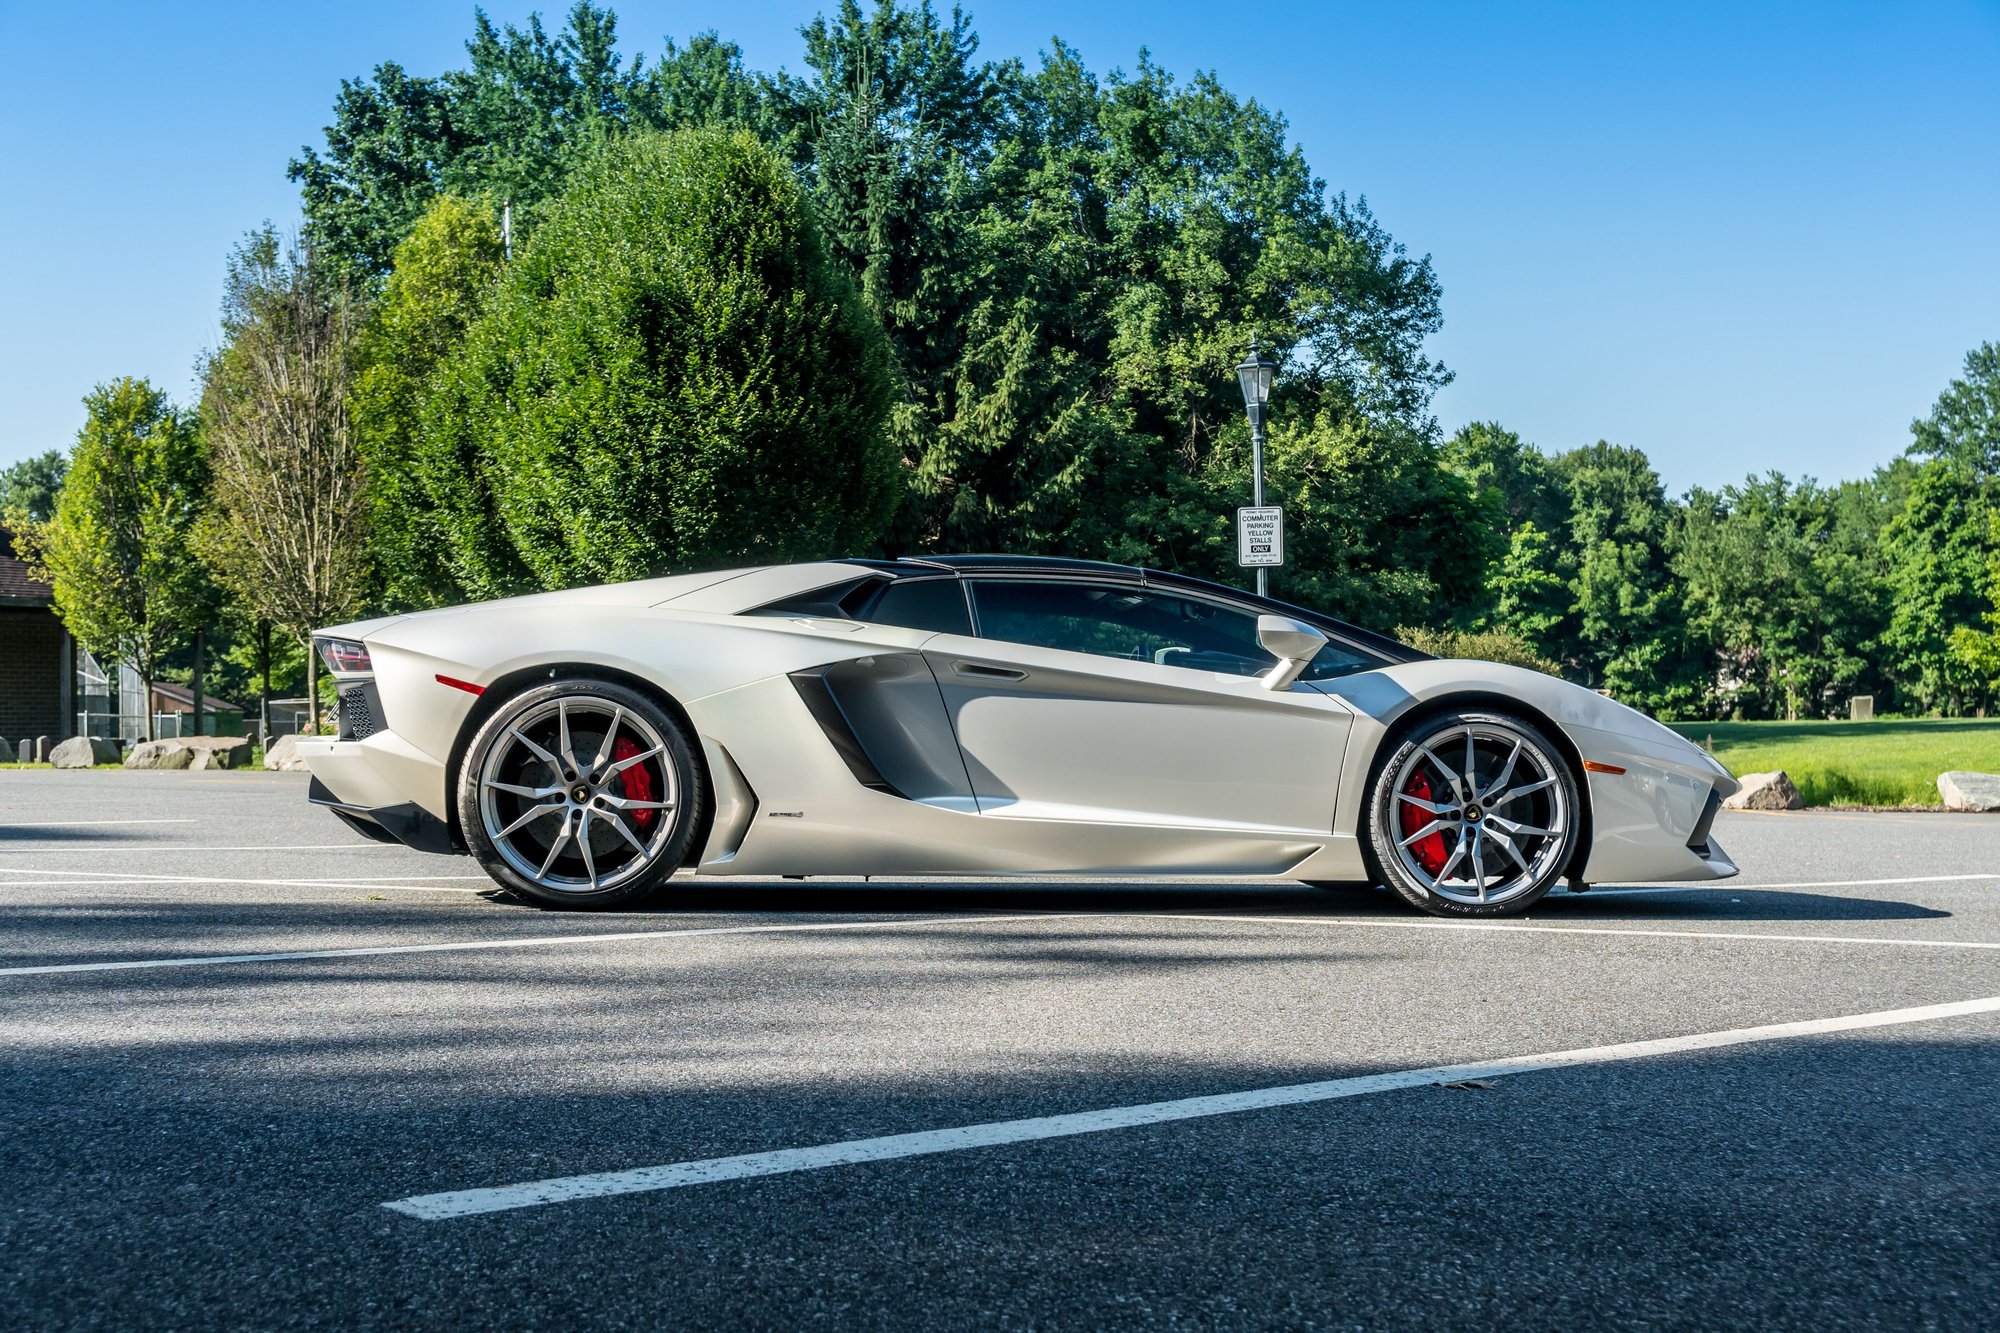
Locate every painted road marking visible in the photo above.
<box><xmin>0</xmin><ymin>913</ymin><xmax>1081</xmax><ymax>977</ymax></box>
<box><xmin>0</xmin><ymin>843</ymin><xmax>402</xmax><ymax>855</ymax></box>
<box><xmin>0</xmin><ymin>818</ymin><xmax>199</xmax><ymax>829</ymax></box>
<box><xmin>0</xmin><ymin>868</ymin><xmax>489</xmax><ymax>893</ymax></box>
<box><xmin>382</xmin><ymin>992</ymin><xmax>2000</xmax><ymax>1219</ymax></box>
<box><xmin>1150</xmin><ymin>914</ymin><xmax>2000</xmax><ymax>951</ymax></box>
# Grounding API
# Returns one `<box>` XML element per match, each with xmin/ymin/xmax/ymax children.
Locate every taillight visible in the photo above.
<box><xmin>315</xmin><ymin>637</ymin><xmax>373</xmax><ymax>676</ymax></box>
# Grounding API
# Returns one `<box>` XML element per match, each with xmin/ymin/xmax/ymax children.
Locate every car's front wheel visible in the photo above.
<box><xmin>456</xmin><ymin>678</ymin><xmax>705</xmax><ymax>909</ymax></box>
<box><xmin>1363</xmin><ymin>710</ymin><xmax>1579</xmax><ymax>917</ymax></box>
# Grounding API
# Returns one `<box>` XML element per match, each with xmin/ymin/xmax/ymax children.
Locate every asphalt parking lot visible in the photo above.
<box><xmin>3</xmin><ymin>769</ymin><xmax>1998</xmax><ymax>1329</ymax></box>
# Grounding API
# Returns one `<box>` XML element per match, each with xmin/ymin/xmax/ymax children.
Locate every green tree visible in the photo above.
<box><xmin>16</xmin><ymin>380</ymin><xmax>212</xmax><ymax>738</ymax></box>
<box><xmin>1488</xmin><ymin>521</ymin><xmax>1570</xmax><ymax>656</ymax></box>
<box><xmin>1549</xmin><ymin>441</ymin><xmax>1699</xmax><ymax>713</ymax></box>
<box><xmin>349</xmin><ymin>195</ymin><xmax>506</xmax><ymax>609</ymax></box>
<box><xmin>0</xmin><ymin>449</ymin><xmax>68</xmax><ymax>524</ymax></box>
<box><xmin>420</xmin><ymin>128</ymin><xmax>899</xmax><ymax>595</ymax></box>
<box><xmin>1879</xmin><ymin>460</ymin><xmax>1994</xmax><ymax>713</ymax></box>
<box><xmin>1909</xmin><ymin>341</ymin><xmax>2000</xmax><ymax>477</ymax></box>
<box><xmin>1947</xmin><ymin>513</ymin><xmax>2000</xmax><ymax>694</ymax></box>
<box><xmin>198</xmin><ymin>229</ymin><xmax>371</xmax><ymax>733</ymax></box>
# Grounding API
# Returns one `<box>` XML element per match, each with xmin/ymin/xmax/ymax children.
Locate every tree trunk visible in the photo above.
<box><xmin>258</xmin><ymin>619</ymin><xmax>272</xmax><ymax>745</ymax></box>
<box><xmin>305</xmin><ymin>639</ymin><xmax>320</xmax><ymax>735</ymax></box>
<box><xmin>191</xmin><ymin>629</ymin><xmax>206</xmax><ymax>737</ymax></box>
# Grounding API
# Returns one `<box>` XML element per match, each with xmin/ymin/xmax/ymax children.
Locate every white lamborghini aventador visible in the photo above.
<box><xmin>298</xmin><ymin>555</ymin><xmax>1739</xmax><ymax>917</ymax></box>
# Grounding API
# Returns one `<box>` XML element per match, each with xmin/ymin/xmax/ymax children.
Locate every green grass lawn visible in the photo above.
<box><xmin>1665</xmin><ymin>717</ymin><xmax>2000</xmax><ymax>807</ymax></box>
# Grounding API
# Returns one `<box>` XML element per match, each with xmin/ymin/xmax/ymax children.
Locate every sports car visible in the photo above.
<box><xmin>298</xmin><ymin>555</ymin><xmax>1739</xmax><ymax>917</ymax></box>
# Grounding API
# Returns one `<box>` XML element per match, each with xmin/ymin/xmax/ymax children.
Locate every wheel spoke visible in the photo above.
<box><xmin>1486</xmin><ymin>825</ymin><xmax>1533</xmax><ymax>874</ymax></box>
<box><xmin>1433</xmin><ymin>834</ymin><xmax>1469</xmax><ymax>885</ymax></box>
<box><xmin>577</xmin><ymin>809</ymin><xmax>598</xmax><ymax>891</ymax></box>
<box><xmin>1482</xmin><ymin>739</ymin><xmax>1523</xmax><ymax>803</ymax></box>
<box><xmin>603</xmin><ymin>808</ymin><xmax>650</xmax><ymax>856</ymax></box>
<box><xmin>535</xmin><ymin>810</ymin><xmax>575</xmax><ymax>882</ymax></box>
<box><xmin>1491</xmin><ymin>775</ymin><xmax>1556</xmax><ymax>805</ymax></box>
<box><xmin>1463</xmin><ymin>728</ymin><xmax>1478</xmax><ymax>799</ymax></box>
<box><xmin>496</xmin><ymin>802</ymin><xmax>563</xmax><ymax>838</ymax></box>
<box><xmin>1488</xmin><ymin>814</ymin><xmax>1554</xmax><ymax>838</ymax></box>
<box><xmin>485</xmin><ymin>779</ymin><xmax>562</xmax><ymax>801</ymax></box>
<box><xmin>508</xmin><ymin>727</ymin><xmax>563</xmax><ymax>775</ymax></box>
<box><xmin>1470</xmin><ymin>831</ymin><xmax>1488</xmax><ymax>900</ymax></box>
<box><xmin>1413</xmin><ymin>743</ymin><xmax>1463</xmax><ymax>799</ymax></box>
<box><xmin>597</xmin><ymin>793</ymin><xmax>676</xmax><ymax>812</ymax></box>
<box><xmin>587</xmin><ymin>705</ymin><xmax>625</xmax><ymax>780</ymax></box>
<box><xmin>1397</xmin><ymin>817</ymin><xmax>1446</xmax><ymax>848</ymax></box>
<box><xmin>605</xmin><ymin>743</ymin><xmax>663</xmax><ymax>776</ymax></box>
<box><xmin>557</xmin><ymin>700</ymin><xmax>581</xmax><ymax>777</ymax></box>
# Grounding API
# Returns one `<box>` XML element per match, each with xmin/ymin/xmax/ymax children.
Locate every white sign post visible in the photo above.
<box><xmin>1236</xmin><ymin>505</ymin><xmax>1284</xmax><ymax>571</ymax></box>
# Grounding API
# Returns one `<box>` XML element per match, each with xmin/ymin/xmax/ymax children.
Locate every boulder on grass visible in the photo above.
<box><xmin>263</xmin><ymin>734</ymin><xmax>311</xmax><ymax>772</ymax></box>
<box><xmin>50</xmin><ymin>737</ymin><xmax>121</xmax><ymax>769</ymax></box>
<box><xmin>1938</xmin><ymin>771</ymin><xmax>2000</xmax><ymax>813</ymax></box>
<box><xmin>179</xmin><ymin>735</ymin><xmax>250</xmax><ymax>770</ymax></box>
<box><xmin>1723</xmin><ymin>770</ymin><xmax>1804</xmax><ymax>811</ymax></box>
<box><xmin>125</xmin><ymin>740</ymin><xmax>195</xmax><ymax>770</ymax></box>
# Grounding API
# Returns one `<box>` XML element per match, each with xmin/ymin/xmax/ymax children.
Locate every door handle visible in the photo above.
<box><xmin>952</xmin><ymin>661</ymin><xmax>1027</xmax><ymax>681</ymax></box>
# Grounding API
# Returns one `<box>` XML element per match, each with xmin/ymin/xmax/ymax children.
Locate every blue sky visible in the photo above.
<box><xmin>2</xmin><ymin>1</ymin><xmax>1995</xmax><ymax>493</ymax></box>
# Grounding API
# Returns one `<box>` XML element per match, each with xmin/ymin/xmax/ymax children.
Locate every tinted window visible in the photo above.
<box><xmin>968</xmin><ymin>579</ymin><xmax>1273</xmax><ymax>677</ymax></box>
<box><xmin>1302</xmin><ymin>641</ymin><xmax>1379</xmax><ymax>681</ymax></box>
<box><xmin>856</xmin><ymin>578</ymin><xmax>973</xmax><ymax>635</ymax></box>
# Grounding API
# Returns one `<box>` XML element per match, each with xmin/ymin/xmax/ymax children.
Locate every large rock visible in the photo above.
<box><xmin>1938</xmin><ymin>771</ymin><xmax>2000</xmax><ymax>813</ymax></box>
<box><xmin>178</xmin><ymin>735</ymin><xmax>250</xmax><ymax>770</ymax></box>
<box><xmin>124</xmin><ymin>740</ymin><xmax>195</xmax><ymax>770</ymax></box>
<box><xmin>263</xmin><ymin>733</ymin><xmax>311</xmax><ymax>772</ymax></box>
<box><xmin>1723</xmin><ymin>770</ymin><xmax>1803</xmax><ymax>811</ymax></box>
<box><xmin>49</xmin><ymin>736</ymin><xmax>121</xmax><ymax>769</ymax></box>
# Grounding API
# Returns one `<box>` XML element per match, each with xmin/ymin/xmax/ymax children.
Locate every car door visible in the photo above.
<box><xmin>920</xmin><ymin>576</ymin><xmax>1356</xmax><ymax>837</ymax></box>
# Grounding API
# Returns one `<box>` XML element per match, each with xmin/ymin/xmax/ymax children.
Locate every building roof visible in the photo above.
<box><xmin>0</xmin><ymin>526</ymin><xmax>55</xmax><ymax>606</ymax></box>
<box><xmin>152</xmin><ymin>680</ymin><xmax>244</xmax><ymax>715</ymax></box>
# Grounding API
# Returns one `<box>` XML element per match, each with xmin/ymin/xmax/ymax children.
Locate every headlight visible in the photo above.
<box><xmin>315</xmin><ymin>637</ymin><xmax>373</xmax><ymax>676</ymax></box>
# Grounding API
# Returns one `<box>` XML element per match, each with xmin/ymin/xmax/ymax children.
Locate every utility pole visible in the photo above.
<box><xmin>1234</xmin><ymin>338</ymin><xmax>1281</xmax><ymax>597</ymax></box>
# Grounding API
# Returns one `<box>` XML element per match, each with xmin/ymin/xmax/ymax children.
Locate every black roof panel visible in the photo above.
<box><xmin>839</xmin><ymin>555</ymin><xmax>1427</xmax><ymax>662</ymax></box>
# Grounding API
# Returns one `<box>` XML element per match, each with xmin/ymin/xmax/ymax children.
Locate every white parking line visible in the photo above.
<box><xmin>0</xmin><ymin>818</ymin><xmax>198</xmax><ymax>829</ymax></box>
<box><xmin>1150</xmin><ymin>914</ymin><xmax>2000</xmax><ymax>951</ymax></box>
<box><xmin>0</xmin><ymin>843</ymin><xmax>403</xmax><ymax>854</ymax></box>
<box><xmin>0</xmin><ymin>867</ymin><xmax>488</xmax><ymax>893</ymax></box>
<box><xmin>0</xmin><ymin>913</ymin><xmax>1080</xmax><ymax>977</ymax></box>
<box><xmin>382</xmin><ymin>992</ymin><xmax>2000</xmax><ymax>1219</ymax></box>
<box><xmin>1578</xmin><ymin>873</ymin><xmax>2000</xmax><ymax>896</ymax></box>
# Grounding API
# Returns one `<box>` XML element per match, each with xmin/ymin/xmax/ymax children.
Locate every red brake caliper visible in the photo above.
<box><xmin>612</xmin><ymin>736</ymin><xmax>658</xmax><ymax>832</ymax></box>
<box><xmin>1399</xmin><ymin>768</ymin><xmax>1449</xmax><ymax>875</ymax></box>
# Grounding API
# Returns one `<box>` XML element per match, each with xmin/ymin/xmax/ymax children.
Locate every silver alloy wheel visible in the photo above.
<box><xmin>1384</xmin><ymin>722</ymin><xmax>1570</xmax><ymax>907</ymax></box>
<box><xmin>475</xmin><ymin>696</ymin><xmax>680</xmax><ymax>895</ymax></box>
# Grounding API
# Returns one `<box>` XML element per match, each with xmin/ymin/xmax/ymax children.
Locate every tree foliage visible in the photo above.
<box><xmin>0</xmin><ymin>450</ymin><xmax>68</xmax><ymax>525</ymax></box>
<box><xmin>197</xmin><ymin>229</ymin><xmax>370</xmax><ymax>730</ymax></box>
<box><xmin>15</xmin><ymin>379</ymin><xmax>212</xmax><ymax>735</ymax></box>
<box><xmin>350</xmin><ymin>194</ymin><xmax>505</xmax><ymax>608</ymax></box>
<box><xmin>412</xmin><ymin>128</ymin><xmax>898</xmax><ymax>596</ymax></box>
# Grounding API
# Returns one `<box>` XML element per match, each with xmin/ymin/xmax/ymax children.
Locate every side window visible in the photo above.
<box><xmin>1301</xmin><ymin>641</ymin><xmax>1378</xmax><ymax>682</ymax></box>
<box><xmin>966</xmin><ymin>580</ymin><xmax>1275</xmax><ymax>677</ymax></box>
<box><xmin>855</xmin><ymin>578</ymin><xmax>974</xmax><ymax>636</ymax></box>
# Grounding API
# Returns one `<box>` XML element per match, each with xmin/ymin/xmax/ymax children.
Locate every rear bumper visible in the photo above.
<box><xmin>308</xmin><ymin>776</ymin><xmax>461</xmax><ymax>855</ymax></box>
<box><xmin>296</xmin><ymin>734</ymin><xmax>459</xmax><ymax>856</ymax></box>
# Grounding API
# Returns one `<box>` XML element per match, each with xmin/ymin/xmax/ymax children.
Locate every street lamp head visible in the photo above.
<box><xmin>1236</xmin><ymin>336</ymin><xmax>1277</xmax><ymax>418</ymax></box>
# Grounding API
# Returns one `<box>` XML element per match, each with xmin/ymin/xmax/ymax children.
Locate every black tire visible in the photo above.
<box><xmin>456</xmin><ymin>678</ymin><xmax>706</xmax><ymax>909</ymax></box>
<box><xmin>1361</xmin><ymin>709</ymin><xmax>1580</xmax><ymax>918</ymax></box>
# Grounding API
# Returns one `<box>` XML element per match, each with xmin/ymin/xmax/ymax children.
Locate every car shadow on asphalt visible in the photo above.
<box><xmin>493</xmin><ymin>879</ymin><xmax>1952</xmax><ymax>923</ymax></box>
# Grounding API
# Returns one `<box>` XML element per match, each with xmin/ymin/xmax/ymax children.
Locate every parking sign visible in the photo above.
<box><xmin>1236</xmin><ymin>506</ymin><xmax>1284</xmax><ymax>567</ymax></box>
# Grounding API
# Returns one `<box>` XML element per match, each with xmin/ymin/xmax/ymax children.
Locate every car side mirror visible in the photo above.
<box><xmin>1256</xmin><ymin>614</ymin><xmax>1328</xmax><ymax>691</ymax></box>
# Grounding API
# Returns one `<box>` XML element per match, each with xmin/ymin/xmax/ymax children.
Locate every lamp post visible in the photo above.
<box><xmin>1236</xmin><ymin>337</ymin><xmax>1278</xmax><ymax>596</ymax></box>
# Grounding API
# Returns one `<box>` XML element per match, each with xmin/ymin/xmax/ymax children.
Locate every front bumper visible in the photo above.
<box><xmin>1573</xmin><ymin>725</ymin><xmax>1740</xmax><ymax>884</ymax></box>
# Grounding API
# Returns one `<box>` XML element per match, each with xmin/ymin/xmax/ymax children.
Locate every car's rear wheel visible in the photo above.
<box><xmin>1363</xmin><ymin>710</ymin><xmax>1579</xmax><ymax>917</ymax></box>
<box><xmin>457</xmin><ymin>679</ymin><xmax>704</xmax><ymax>909</ymax></box>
